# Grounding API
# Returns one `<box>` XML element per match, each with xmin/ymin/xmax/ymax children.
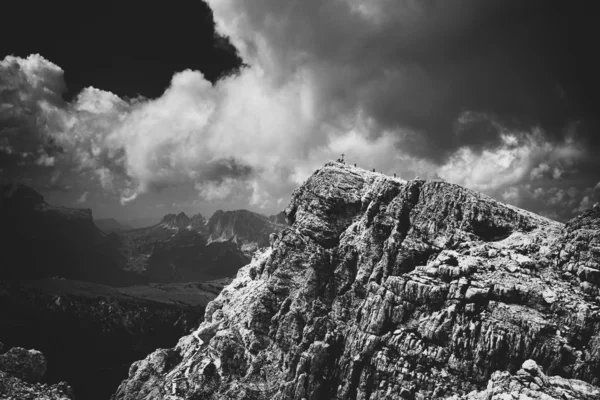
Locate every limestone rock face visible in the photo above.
<box><xmin>454</xmin><ymin>360</ymin><xmax>600</xmax><ymax>400</ymax></box>
<box><xmin>112</xmin><ymin>163</ymin><xmax>600</xmax><ymax>400</ymax></box>
<box><xmin>553</xmin><ymin>203</ymin><xmax>600</xmax><ymax>299</ymax></box>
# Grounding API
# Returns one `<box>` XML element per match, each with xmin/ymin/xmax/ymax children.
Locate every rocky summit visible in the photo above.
<box><xmin>113</xmin><ymin>162</ymin><xmax>600</xmax><ymax>400</ymax></box>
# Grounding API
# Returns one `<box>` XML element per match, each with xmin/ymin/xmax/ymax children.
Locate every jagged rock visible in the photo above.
<box><xmin>553</xmin><ymin>203</ymin><xmax>600</xmax><ymax>298</ymax></box>
<box><xmin>207</xmin><ymin>209</ymin><xmax>287</xmax><ymax>255</ymax></box>
<box><xmin>542</xmin><ymin>289</ymin><xmax>557</xmax><ymax>304</ymax></box>
<box><xmin>0</xmin><ymin>370</ymin><xmax>73</xmax><ymax>400</ymax></box>
<box><xmin>159</xmin><ymin>212</ymin><xmax>193</xmax><ymax>231</ymax></box>
<box><xmin>113</xmin><ymin>208</ymin><xmax>286</xmax><ymax>282</ymax></box>
<box><xmin>452</xmin><ymin>360</ymin><xmax>600</xmax><ymax>399</ymax></box>
<box><xmin>0</xmin><ymin>347</ymin><xmax>47</xmax><ymax>383</ymax></box>
<box><xmin>0</xmin><ymin>346</ymin><xmax>73</xmax><ymax>399</ymax></box>
<box><xmin>113</xmin><ymin>163</ymin><xmax>600</xmax><ymax>400</ymax></box>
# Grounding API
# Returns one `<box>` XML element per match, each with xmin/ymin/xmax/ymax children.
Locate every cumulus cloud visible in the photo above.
<box><xmin>437</xmin><ymin>127</ymin><xmax>585</xmax><ymax>192</ymax></box>
<box><xmin>2</xmin><ymin>0</ymin><xmax>599</xmax><ymax>221</ymax></box>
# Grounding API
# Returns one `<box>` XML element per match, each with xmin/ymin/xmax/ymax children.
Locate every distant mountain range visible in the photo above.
<box><xmin>94</xmin><ymin>218</ymin><xmax>133</xmax><ymax>233</ymax></box>
<box><xmin>124</xmin><ymin>217</ymin><xmax>162</xmax><ymax>229</ymax></box>
<box><xmin>109</xmin><ymin>209</ymin><xmax>287</xmax><ymax>282</ymax></box>
<box><xmin>0</xmin><ymin>183</ymin><xmax>286</xmax><ymax>285</ymax></box>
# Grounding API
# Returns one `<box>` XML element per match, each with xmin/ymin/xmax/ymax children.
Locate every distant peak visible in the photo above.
<box><xmin>1</xmin><ymin>184</ymin><xmax>45</xmax><ymax>209</ymax></box>
<box><xmin>159</xmin><ymin>211</ymin><xmax>191</xmax><ymax>230</ymax></box>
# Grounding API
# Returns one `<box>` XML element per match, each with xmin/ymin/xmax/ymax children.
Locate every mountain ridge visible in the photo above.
<box><xmin>95</xmin><ymin>218</ymin><xmax>134</xmax><ymax>233</ymax></box>
<box><xmin>0</xmin><ymin>184</ymin><xmax>136</xmax><ymax>285</ymax></box>
<box><xmin>111</xmin><ymin>207</ymin><xmax>288</xmax><ymax>282</ymax></box>
<box><xmin>113</xmin><ymin>162</ymin><xmax>600</xmax><ymax>400</ymax></box>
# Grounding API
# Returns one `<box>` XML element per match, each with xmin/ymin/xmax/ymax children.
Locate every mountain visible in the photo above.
<box><xmin>269</xmin><ymin>211</ymin><xmax>288</xmax><ymax>225</ymax></box>
<box><xmin>158</xmin><ymin>212</ymin><xmax>193</xmax><ymax>230</ymax></box>
<box><xmin>0</xmin><ymin>278</ymin><xmax>227</xmax><ymax>400</ymax></box>
<box><xmin>113</xmin><ymin>162</ymin><xmax>600</xmax><ymax>400</ymax></box>
<box><xmin>124</xmin><ymin>217</ymin><xmax>162</xmax><ymax>229</ymax></box>
<box><xmin>95</xmin><ymin>218</ymin><xmax>133</xmax><ymax>233</ymax></box>
<box><xmin>207</xmin><ymin>209</ymin><xmax>287</xmax><ymax>255</ymax></box>
<box><xmin>0</xmin><ymin>184</ymin><xmax>139</xmax><ymax>286</ymax></box>
<box><xmin>113</xmin><ymin>213</ymin><xmax>243</xmax><ymax>282</ymax></box>
<box><xmin>112</xmin><ymin>209</ymin><xmax>286</xmax><ymax>282</ymax></box>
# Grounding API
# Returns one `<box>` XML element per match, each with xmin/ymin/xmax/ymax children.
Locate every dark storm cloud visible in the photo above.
<box><xmin>212</xmin><ymin>0</ymin><xmax>600</xmax><ymax>161</ymax></box>
<box><xmin>0</xmin><ymin>55</ymin><xmax>66</xmax><ymax>171</ymax></box>
<box><xmin>200</xmin><ymin>158</ymin><xmax>254</xmax><ymax>183</ymax></box>
<box><xmin>2</xmin><ymin>1</ymin><xmax>599</xmax><ymax>221</ymax></box>
<box><xmin>205</xmin><ymin>0</ymin><xmax>599</xmax><ymax>220</ymax></box>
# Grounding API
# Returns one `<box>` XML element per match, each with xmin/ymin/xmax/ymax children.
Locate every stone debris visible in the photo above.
<box><xmin>0</xmin><ymin>346</ymin><xmax>73</xmax><ymax>399</ymax></box>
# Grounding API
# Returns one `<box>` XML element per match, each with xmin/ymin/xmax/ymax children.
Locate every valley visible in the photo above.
<box><xmin>0</xmin><ymin>183</ymin><xmax>284</xmax><ymax>399</ymax></box>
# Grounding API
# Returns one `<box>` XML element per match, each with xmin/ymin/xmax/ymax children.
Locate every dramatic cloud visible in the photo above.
<box><xmin>2</xmin><ymin>0</ymin><xmax>599</xmax><ymax>221</ymax></box>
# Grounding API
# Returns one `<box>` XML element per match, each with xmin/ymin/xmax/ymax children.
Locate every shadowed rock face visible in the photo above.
<box><xmin>113</xmin><ymin>209</ymin><xmax>286</xmax><ymax>282</ymax></box>
<box><xmin>112</xmin><ymin>162</ymin><xmax>600</xmax><ymax>400</ymax></box>
<box><xmin>0</xmin><ymin>184</ymin><xmax>135</xmax><ymax>286</ymax></box>
<box><xmin>553</xmin><ymin>204</ymin><xmax>600</xmax><ymax>297</ymax></box>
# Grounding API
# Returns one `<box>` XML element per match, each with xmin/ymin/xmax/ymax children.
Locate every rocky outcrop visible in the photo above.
<box><xmin>113</xmin><ymin>162</ymin><xmax>600</xmax><ymax>400</ymax></box>
<box><xmin>0</xmin><ymin>345</ymin><xmax>73</xmax><ymax>400</ymax></box>
<box><xmin>553</xmin><ymin>203</ymin><xmax>600</xmax><ymax>299</ymax></box>
<box><xmin>0</xmin><ymin>184</ymin><xmax>135</xmax><ymax>285</ymax></box>
<box><xmin>454</xmin><ymin>359</ymin><xmax>600</xmax><ymax>400</ymax></box>
<box><xmin>0</xmin><ymin>347</ymin><xmax>47</xmax><ymax>383</ymax></box>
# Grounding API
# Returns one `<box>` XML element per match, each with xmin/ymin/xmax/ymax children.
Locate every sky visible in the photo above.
<box><xmin>1</xmin><ymin>0</ymin><xmax>599</xmax><ymax>222</ymax></box>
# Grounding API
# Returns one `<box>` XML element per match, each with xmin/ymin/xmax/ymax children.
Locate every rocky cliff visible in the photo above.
<box><xmin>112</xmin><ymin>162</ymin><xmax>600</xmax><ymax>400</ymax></box>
